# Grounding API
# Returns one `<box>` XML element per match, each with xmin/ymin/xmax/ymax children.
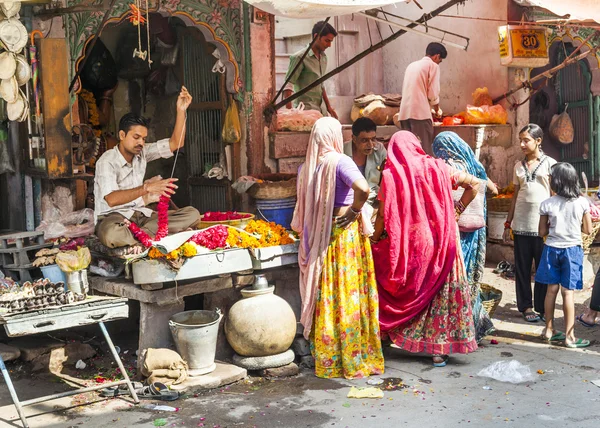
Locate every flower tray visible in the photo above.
<box><xmin>131</xmin><ymin>248</ymin><xmax>253</xmax><ymax>284</ymax></box>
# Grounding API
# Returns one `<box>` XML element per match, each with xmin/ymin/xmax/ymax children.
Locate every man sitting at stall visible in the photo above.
<box><xmin>398</xmin><ymin>42</ymin><xmax>447</xmax><ymax>155</ymax></box>
<box><xmin>94</xmin><ymin>87</ymin><xmax>200</xmax><ymax>249</ymax></box>
<box><xmin>344</xmin><ymin>117</ymin><xmax>387</xmax><ymax>205</ymax></box>
<box><xmin>283</xmin><ymin>20</ymin><xmax>338</xmax><ymax>119</ymax></box>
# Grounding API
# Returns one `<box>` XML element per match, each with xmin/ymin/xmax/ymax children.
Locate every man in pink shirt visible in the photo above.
<box><xmin>398</xmin><ymin>42</ymin><xmax>447</xmax><ymax>155</ymax></box>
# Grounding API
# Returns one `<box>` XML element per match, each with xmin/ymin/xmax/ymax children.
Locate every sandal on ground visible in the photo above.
<box><xmin>493</xmin><ymin>261</ymin><xmax>510</xmax><ymax>274</ymax></box>
<box><xmin>576</xmin><ymin>314</ymin><xmax>597</xmax><ymax>328</ymax></box>
<box><xmin>432</xmin><ymin>355</ymin><xmax>449</xmax><ymax>367</ymax></box>
<box><xmin>503</xmin><ymin>265</ymin><xmax>516</xmax><ymax>279</ymax></box>
<box><xmin>543</xmin><ymin>331</ymin><xmax>566</xmax><ymax>342</ymax></box>
<box><xmin>522</xmin><ymin>311</ymin><xmax>540</xmax><ymax>323</ymax></box>
<box><xmin>100</xmin><ymin>382</ymin><xmax>143</xmax><ymax>398</ymax></box>
<box><xmin>565</xmin><ymin>338</ymin><xmax>591</xmax><ymax>348</ymax></box>
<box><xmin>136</xmin><ymin>382</ymin><xmax>180</xmax><ymax>401</ymax></box>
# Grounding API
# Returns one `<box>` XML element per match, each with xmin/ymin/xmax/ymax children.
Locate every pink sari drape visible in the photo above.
<box><xmin>372</xmin><ymin>131</ymin><xmax>457</xmax><ymax>334</ymax></box>
<box><xmin>291</xmin><ymin>117</ymin><xmax>344</xmax><ymax>340</ymax></box>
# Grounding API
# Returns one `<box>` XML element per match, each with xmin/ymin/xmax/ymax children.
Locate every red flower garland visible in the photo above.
<box><xmin>154</xmin><ymin>195</ymin><xmax>170</xmax><ymax>241</ymax></box>
<box><xmin>127</xmin><ymin>222</ymin><xmax>153</xmax><ymax>248</ymax></box>
<box><xmin>127</xmin><ymin>195</ymin><xmax>171</xmax><ymax>248</ymax></box>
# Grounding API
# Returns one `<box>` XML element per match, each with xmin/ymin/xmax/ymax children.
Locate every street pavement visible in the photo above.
<box><xmin>1</xmin><ymin>266</ymin><xmax>599</xmax><ymax>428</ymax></box>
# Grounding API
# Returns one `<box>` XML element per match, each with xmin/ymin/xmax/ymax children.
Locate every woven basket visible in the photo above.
<box><xmin>248</xmin><ymin>173</ymin><xmax>297</xmax><ymax>200</ymax></box>
<box><xmin>480</xmin><ymin>283</ymin><xmax>502</xmax><ymax>318</ymax></box>
<box><xmin>487</xmin><ymin>196</ymin><xmax>512</xmax><ymax>212</ymax></box>
<box><xmin>582</xmin><ymin>220</ymin><xmax>600</xmax><ymax>253</ymax></box>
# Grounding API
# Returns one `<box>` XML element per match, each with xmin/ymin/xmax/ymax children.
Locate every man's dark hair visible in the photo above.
<box><xmin>312</xmin><ymin>21</ymin><xmax>337</xmax><ymax>38</ymax></box>
<box><xmin>550</xmin><ymin>162</ymin><xmax>580</xmax><ymax>200</ymax></box>
<box><xmin>119</xmin><ymin>113</ymin><xmax>150</xmax><ymax>135</ymax></box>
<box><xmin>426</xmin><ymin>42</ymin><xmax>448</xmax><ymax>59</ymax></box>
<box><xmin>352</xmin><ymin>117</ymin><xmax>377</xmax><ymax>137</ymax></box>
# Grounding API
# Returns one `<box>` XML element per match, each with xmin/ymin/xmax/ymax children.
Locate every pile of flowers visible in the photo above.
<box><xmin>128</xmin><ymin>198</ymin><xmax>295</xmax><ymax>270</ymax></box>
<box><xmin>226</xmin><ymin>228</ymin><xmax>261</xmax><ymax>249</ymax></box>
<box><xmin>148</xmin><ymin>242</ymin><xmax>197</xmax><ymax>260</ymax></box>
<box><xmin>245</xmin><ymin>220</ymin><xmax>294</xmax><ymax>246</ymax></box>
<box><xmin>202</xmin><ymin>211</ymin><xmax>252</xmax><ymax>221</ymax></box>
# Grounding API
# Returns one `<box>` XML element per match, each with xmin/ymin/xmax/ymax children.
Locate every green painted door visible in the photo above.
<box><xmin>556</xmin><ymin>43</ymin><xmax>595</xmax><ymax>179</ymax></box>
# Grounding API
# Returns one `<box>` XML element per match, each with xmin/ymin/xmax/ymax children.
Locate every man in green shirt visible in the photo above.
<box><xmin>283</xmin><ymin>21</ymin><xmax>338</xmax><ymax>119</ymax></box>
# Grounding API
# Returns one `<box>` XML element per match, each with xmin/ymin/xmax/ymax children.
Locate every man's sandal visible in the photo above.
<box><xmin>576</xmin><ymin>314</ymin><xmax>597</xmax><ymax>328</ymax></box>
<box><xmin>522</xmin><ymin>311</ymin><xmax>540</xmax><ymax>323</ymax></box>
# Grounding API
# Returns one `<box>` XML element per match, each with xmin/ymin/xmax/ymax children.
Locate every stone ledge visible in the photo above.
<box><xmin>89</xmin><ymin>275</ymin><xmax>233</xmax><ymax>304</ymax></box>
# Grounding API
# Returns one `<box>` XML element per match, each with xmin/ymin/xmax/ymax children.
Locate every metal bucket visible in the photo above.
<box><xmin>66</xmin><ymin>269</ymin><xmax>88</xmax><ymax>295</ymax></box>
<box><xmin>169</xmin><ymin>309</ymin><xmax>222</xmax><ymax>376</ymax></box>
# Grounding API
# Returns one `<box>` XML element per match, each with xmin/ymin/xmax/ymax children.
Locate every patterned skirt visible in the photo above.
<box><xmin>387</xmin><ymin>229</ymin><xmax>478</xmax><ymax>355</ymax></box>
<box><xmin>311</xmin><ymin>220</ymin><xmax>385</xmax><ymax>379</ymax></box>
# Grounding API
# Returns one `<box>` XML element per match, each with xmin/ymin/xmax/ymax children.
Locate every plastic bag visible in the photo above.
<box><xmin>464</xmin><ymin>104</ymin><xmax>508</xmax><ymax>125</ymax></box>
<box><xmin>471</xmin><ymin>87</ymin><xmax>493</xmax><ymax>107</ymax></box>
<box><xmin>477</xmin><ymin>360</ymin><xmax>536</xmax><ymax>384</ymax></box>
<box><xmin>36</xmin><ymin>208</ymin><xmax>95</xmax><ymax>240</ymax></box>
<box><xmin>453</xmin><ymin>179</ymin><xmax>486</xmax><ymax>232</ymax></box>
<box><xmin>55</xmin><ymin>247</ymin><xmax>91</xmax><ymax>273</ymax></box>
<box><xmin>442</xmin><ymin>116</ymin><xmax>464</xmax><ymax>126</ymax></box>
<box><xmin>222</xmin><ymin>97</ymin><xmax>241</xmax><ymax>144</ymax></box>
<box><xmin>549</xmin><ymin>107</ymin><xmax>574</xmax><ymax>144</ymax></box>
<box><xmin>276</xmin><ymin>103</ymin><xmax>323</xmax><ymax>132</ymax></box>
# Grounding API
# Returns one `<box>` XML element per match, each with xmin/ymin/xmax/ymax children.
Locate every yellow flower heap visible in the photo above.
<box><xmin>149</xmin><ymin>242</ymin><xmax>197</xmax><ymax>260</ymax></box>
<box><xmin>244</xmin><ymin>220</ymin><xmax>294</xmax><ymax>247</ymax></box>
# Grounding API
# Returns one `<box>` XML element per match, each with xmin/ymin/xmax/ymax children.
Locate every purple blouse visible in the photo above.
<box><xmin>335</xmin><ymin>156</ymin><xmax>363</xmax><ymax>207</ymax></box>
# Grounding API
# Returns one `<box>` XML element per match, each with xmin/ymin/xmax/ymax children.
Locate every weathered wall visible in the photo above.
<box><xmin>380</xmin><ymin>0</ymin><xmax>529</xmax><ymax>187</ymax></box>
<box><xmin>246</xmin><ymin>9</ymin><xmax>276</xmax><ymax>175</ymax></box>
<box><xmin>274</xmin><ymin>15</ymin><xmax>385</xmax><ymax>124</ymax></box>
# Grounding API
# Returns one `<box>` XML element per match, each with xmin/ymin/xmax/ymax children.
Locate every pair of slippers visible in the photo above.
<box><xmin>541</xmin><ymin>330</ymin><xmax>591</xmax><ymax>348</ymax></box>
<box><xmin>100</xmin><ymin>381</ymin><xmax>179</xmax><ymax>401</ymax></box>
<box><xmin>494</xmin><ymin>261</ymin><xmax>515</xmax><ymax>278</ymax></box>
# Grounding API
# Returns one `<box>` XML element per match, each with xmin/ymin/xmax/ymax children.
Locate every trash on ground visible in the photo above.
<box><xmin>143</xmin><ymin>404</ymin><xmax>178</xmax><ymax>412</ymax></box>
<box><xmin>477</xmin><ymin>360</ymin><xmax>536</xmax><ymax>384</ymax></box>
<box><xmin>490</xmin><ymin>339</ymin><xmax>499</xmax><ymax>345</ymax></box>
<box><xmin>591</xmin><ymin>380</ymin><xmax>600</xmax><ymax>388</ymax></box>
<box><xmin>75</xmin><ymin>360</ymin><xmax>86</xmax><ymax>370</ymax></box>
<box><xmin>367</xmin><ymin>378</ymin><xmax>384</xmax><ymax>386</ymax></box>
<box><xmin>347</xmin><ymin>386</ymin><xmax>384</xmax><ymax>399</ymax></box>
<box><xmin>381</xmin><ymin>377</ymin><xmax>408</xmax><ymax>391</ymax></box>
<box><xmin>153</xmin><ymin>419</ymin><xmax>168</xmax><ymax>427</ymax></box>
<box><xmin>537</xmin><ymin>369</ymin><xmax>545</xmax><ymax>375</ymax></box>
<box><xmin>483</xmin><ymin>386</ymin><xmax>492</xmax><ymax>390</ymax></box>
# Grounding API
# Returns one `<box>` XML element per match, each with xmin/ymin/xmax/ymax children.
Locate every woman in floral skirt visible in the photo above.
<box><xmin>292</xmin><ymin>117</ymin><xmax>384</xmax><ymax>379</ymax></box>
<box><xmin>371</xmin><ymin>131</ymin><xmax>481</xmax><ymax>367</ymax></box>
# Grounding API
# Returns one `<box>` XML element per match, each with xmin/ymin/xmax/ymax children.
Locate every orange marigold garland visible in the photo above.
<box><xmin>226</xmin><ymin>228</ymin><xmax>261</xmax><ymax>249</ymax></box>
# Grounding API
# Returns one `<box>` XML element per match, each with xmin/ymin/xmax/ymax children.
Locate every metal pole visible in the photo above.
<box><xmin>269</xmin><ymin>0</ymin><xmax>466</xmax><ymax>115</ymax></box>
<box><xmin>0</xmin><ymin>354</ymin><xmax>29</xmax><ymax>428</ymax></box>
<box><xmin>20</xmin><ymin>380</ymin><xmax>128</xmax><ymax>406</ymax></box>
<box><xmin>357</xmin><ymin>12</ymin><xmax>468</xmax><ymax>50</ymax></box>
<box><xmin>98</xmin><ymin>321</ymin><xmax>140</xmax><ymax>403</ymax></box>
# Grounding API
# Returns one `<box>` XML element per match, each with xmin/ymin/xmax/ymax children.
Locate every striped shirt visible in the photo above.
<box><xmin>94</xmin><ymin>139</ymin><xmax>173</xmax><ymax>222</ymax></box>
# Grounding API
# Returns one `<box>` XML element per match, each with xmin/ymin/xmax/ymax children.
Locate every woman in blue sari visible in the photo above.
<box><xmin>433</xmin><ymin>131</ymin><xmax>496</xmax><ymax>342</ymax></box>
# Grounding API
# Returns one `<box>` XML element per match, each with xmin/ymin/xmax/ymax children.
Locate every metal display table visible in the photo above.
<box><xmin>0</xmin><ymin>296</ymin><xmax>139</xmax><ymax>427</ymax></box>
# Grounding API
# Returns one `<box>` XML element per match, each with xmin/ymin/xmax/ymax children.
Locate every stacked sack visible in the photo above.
<box><xmin>0</xmin><ymin>2</ymin><xmax>31</xmax><ymax>122</ymax></box>
<box><xmin>351</xmin><ymin>93</ymin><xmax>401</xmax><ymax>125</ymax></box>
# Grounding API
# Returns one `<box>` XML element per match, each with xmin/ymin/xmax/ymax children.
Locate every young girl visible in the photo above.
<box><xmin>504</xmin><ymin>124</ymin><xmax>556</xmax><ymax>322</ymax></box>
<box><xmin>535</xmin><ymin>162</ymin><xmax>592</xmax><ymax>348</ymax></box>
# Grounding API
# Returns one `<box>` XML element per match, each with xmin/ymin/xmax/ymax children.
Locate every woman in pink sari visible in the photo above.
<box><xmin>371</xmin><ymin>131</ymin><xmax>480</xmax><ymax>366</ymax></box>
<box><xmin>292</xmin><ymin>117</ymin><xmax>384</xmax><ymax>379</ymax></box>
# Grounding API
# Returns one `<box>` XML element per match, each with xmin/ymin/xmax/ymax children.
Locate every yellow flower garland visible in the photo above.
<box><xmin>244</xmin><ymin>220</ymin><xmax>294</xmax><ymax>247</ymax></box>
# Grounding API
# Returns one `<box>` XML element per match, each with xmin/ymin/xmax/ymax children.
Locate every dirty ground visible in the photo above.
<box><xmin>1</xmin><ymin>264</ymin><xmax>599</xmax><ymax>428</ymax></box>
